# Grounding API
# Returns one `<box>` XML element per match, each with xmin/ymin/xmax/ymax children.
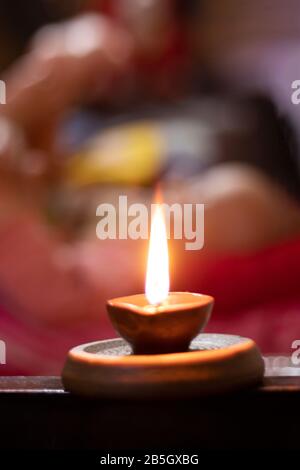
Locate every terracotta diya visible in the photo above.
<box><xmin>107</xmin><ymin>292</ymin><xmax>213</xmax><ymax>354</ymax></box>
<box><xmin>62</xmin><ymin>202</ymin><xmax>264</xmax><ymax>398</ymax></box>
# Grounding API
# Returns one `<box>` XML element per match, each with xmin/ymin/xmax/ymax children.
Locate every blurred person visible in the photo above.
<box><xmin>0</xmin><ymin>7</ymin><xmax>300</xmax><ymax>373</ymax></box>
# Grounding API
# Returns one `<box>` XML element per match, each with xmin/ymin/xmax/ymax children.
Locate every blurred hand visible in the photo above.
<box><xmin>1</xmin><ymin>14</ymin><xmax>133</xmax><ymax>155</ymax></box>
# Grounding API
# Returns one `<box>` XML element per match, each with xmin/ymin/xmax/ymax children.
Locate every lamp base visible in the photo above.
<box><xmin>62</xmin><ymin>334</ymin><xmax>264</xmax><ymax>399</ymax></box>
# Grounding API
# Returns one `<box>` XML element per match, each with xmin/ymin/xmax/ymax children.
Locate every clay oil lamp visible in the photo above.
<box><xmin>62</xmin><ymin>198</ymin><xmax>264</xmax><ymax>399</ymax></box>
<box><xmin>107</xmin><ymin>204</ymin><xmax>213</xmax><ymax>354</ymax></box>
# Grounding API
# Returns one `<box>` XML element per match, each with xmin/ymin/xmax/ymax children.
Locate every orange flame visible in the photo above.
<box><xmin>145</xmin><ymin>201</ymin><xmax>169</xmax><ymax>305</ymax></box>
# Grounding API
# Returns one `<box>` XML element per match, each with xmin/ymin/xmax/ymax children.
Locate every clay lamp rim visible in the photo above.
<box><xmin>107</xmin><ymin>292</ymin><xmax>214</xmax><ymax>315</ymax></box>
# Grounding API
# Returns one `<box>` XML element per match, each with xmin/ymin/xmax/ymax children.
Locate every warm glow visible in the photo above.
<box><xmin>145</xmin><ymin>202</ymin><xmax>169</xmax><ymax>305</ymax></box>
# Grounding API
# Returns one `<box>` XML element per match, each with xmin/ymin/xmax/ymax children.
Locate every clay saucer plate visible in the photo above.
<box><xmin>62</xmin><ymin>333</ymin><xmax>264</xmax><ymax>399</ymax></box>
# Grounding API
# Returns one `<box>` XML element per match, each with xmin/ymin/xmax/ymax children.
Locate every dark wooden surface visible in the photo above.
<box><xmin>0</xmin><ymin>366</ymin><xmax>300</xmax><ymax>449</ymax></box>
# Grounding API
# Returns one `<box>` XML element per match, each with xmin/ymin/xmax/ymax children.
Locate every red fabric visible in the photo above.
<box><xmin>0</xmin><ymin>307</ymin><xmax>115</xmax><ymax>376</ymax></box>
<box><xmin>192</xmin><ymin>237</ymin><xmax>300</xmax><ymax>354</ymax></box>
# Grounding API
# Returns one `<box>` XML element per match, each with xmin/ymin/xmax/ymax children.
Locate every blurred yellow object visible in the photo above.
<box><xmin>65</xmin><ymin>121</ymin><xmax>165</xmax><ymax>187</ymax></box>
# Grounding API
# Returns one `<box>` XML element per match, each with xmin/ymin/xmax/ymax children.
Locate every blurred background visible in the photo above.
<box><xmin>0</xmin><ymin>0</ymin><xmax>300</xmax><ymax>374</ymax></box>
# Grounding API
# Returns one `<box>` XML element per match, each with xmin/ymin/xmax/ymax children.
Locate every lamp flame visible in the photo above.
<box><xmin>145</xmin><ymin>202</ymin><xmax>169</xmax><ymax>305</ymax></box>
